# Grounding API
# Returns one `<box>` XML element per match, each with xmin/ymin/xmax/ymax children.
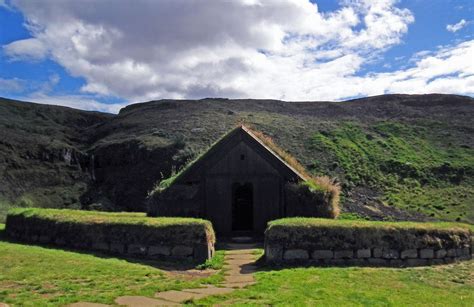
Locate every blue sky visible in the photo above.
<box><xmin>0</xmin><ymin>0</ymin><xmax>473</xmax><ymax>113</ymax></box>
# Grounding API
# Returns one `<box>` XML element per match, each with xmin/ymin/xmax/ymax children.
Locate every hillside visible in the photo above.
<box><xmin>1</xmin><ymin>94</ymin><xmax>473</xmax><ymax>223</ymax></box>
<box><xmin>0</xmin><ymin>98</ymin><xmax>112</xmax><ymax>220</ymax></box>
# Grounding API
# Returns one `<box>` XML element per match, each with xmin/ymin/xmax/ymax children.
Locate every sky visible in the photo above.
<box><xmin>0</xmin><ymin>0</ymin><xmax>473</xmax><ymax>113</ymax></box>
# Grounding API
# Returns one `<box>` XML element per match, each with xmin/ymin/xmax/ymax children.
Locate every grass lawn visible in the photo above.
<box><xmin>195</xmin><ymin>260</ymin><xmax>474</xmax><ymax>306</ymax></box>
<box><xmin>0</xmin><ymin>224</ymin><xmax>222</xmax><ymax>306</ymax></box>
<box><xmin>1</xmin><ymin>222</ymin><xmax>473</xmax><ymax>306</ymax></box>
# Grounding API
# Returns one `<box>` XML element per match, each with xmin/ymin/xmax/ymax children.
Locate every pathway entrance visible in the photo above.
<box><xmin>69</xmin><ymin>243</ymin><xmax>260</xmax><ymax>307</ymax></box>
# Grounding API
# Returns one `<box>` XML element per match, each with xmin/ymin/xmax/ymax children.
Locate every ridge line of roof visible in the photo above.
<box><xmin>240</xmin><ymin>125</ymin><xmax>307</xmax><ymax>181</ymax></box>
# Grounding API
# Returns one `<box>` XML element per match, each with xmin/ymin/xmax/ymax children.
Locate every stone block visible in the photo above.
<box><xmin>110</xmin><ymin>243</ymin><xmax>125</xmax><ymax>254</ymax></box>
<box><xmin>434</xmin><ymin>249</ymin><xmax>447</xmax><ymax>259</ymax></box>
<box><xmin>312</xmin><ymin>250</ymin><xmax>333</xmax><ymax>259</ymax></box>
<box><xmin>431</xmin><ymin>259</ymin><xmax>444</xmax><ymax>265</ymax></box>
<box><xmin>373</xmin><ymin>248</ymin><xmax>383</xmax><ymax>258</ymax></box>
<box><xmin>382</xmin><ymin>249</ymin><xmax>399</xmax><ymax>259</ymax></box>
<box><xmin>346</xmin><ymin>259</ymin><xmax>367</xmax><ymax>266</ymax></box>
<box><xmin>447</xmin><ymin>249</ymin><xmax>456</xmax><ymax>257</ymax></box>
<box><xmin>461</xmin><ymin>248</ymin><xmax>470</xmax><ymax>256</ymax></box>
<box><xmin>401</xmin><ymin>249</ymin><xmax>418</xmax><ymax>259</ymax></box>
<box><xmin>419</xmin><ymin>249</ymin><xmax>434</xmax><ymax>259</ymax></box>
<box><xmin>458</xmin><ymin>255</ymin><xmax>472</xmax><ymax>261</ymax></box>
<box><xmin>92</xmin><ymin>242</ymin><xmax>109</xmax><ymax>251</ymax></box>
<box><xmin>356</xmin><ymin>249</ymin><xmax>371</xmax><ymax>258</ymax></box>
<box><xmin>283</xmin><ymin>249</ymin><xmax>309</xmax><ymax>260</ymax></box>
<box><xmin>265</xmin><ymin>246</ymin><xmax>283</xmax><ymax>262</ymax></box>
<box><xmin>193</xmin><ymin>244</ymin><xmax>212</xmax><ymax>262</ymax></box>
<box><xmin>367</xmin><ymin>258</ymin><xmax>387</xmax><ymax>266</ymax></box>
<box><xmin>334</xmin><ymin>250</ymin><xmax>353</xmax><ymax>259</ymax></box>
<box><xmin>327</xmin><ymin>259</ymin><xmax>347</xmax><ymax>266</ymax></box>
<box><xmin>405</xmin><ymin>259</ymin><xmax>428</xmax><ymax>266</ymax></box>
<box><xmin>148</xmin><ymin>245</ymin><xmax>171</xmax><ymax>257</ymax></box>
<box><xmin>172</xmin><ymin>245</ymin><xmax>193</xmax><ymax>257</ymax></box>
<box><xmin>390</xmin><ymin>260</ymin><xmax>403</xmax><ymax>267</ymax></box>
<box><xmin>128</xmin><ymin>244</ymin><xmax>147</xmax><ymax>255</ymax></box>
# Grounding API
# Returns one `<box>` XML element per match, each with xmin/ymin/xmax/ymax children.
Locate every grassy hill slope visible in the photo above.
<box><xmin>0</xmin><ymin>94</ymin><xmax>473</xmax><ymax>223</ymax></box>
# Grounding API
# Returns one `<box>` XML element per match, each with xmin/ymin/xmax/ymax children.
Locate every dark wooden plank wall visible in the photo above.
<box><xmin>205</xmin><ymin>141</ymin><xmax>283</xmax><ymax>233</ymax></box>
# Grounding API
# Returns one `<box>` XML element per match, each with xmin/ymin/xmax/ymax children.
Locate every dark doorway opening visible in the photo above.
<box><xmin>232</xmin><ymin>182</ymin><xmax>253</xmax><ymax>231</ymax></box>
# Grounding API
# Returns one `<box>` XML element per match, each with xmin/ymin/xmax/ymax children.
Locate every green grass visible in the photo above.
<box><xmin>196</xmin><ymin>250</ymin><xmax>226</xmax><ymax>270</ymax></box>
<box><xmin>386</xmin><ymin>184</ymin><xmax>474</xmax><ymax>223</ymax></box>
<box><xmin>194</xmin><ymin>261</ymin><xmax>474</xmax><ymax>306</ymax></box>
<box><xmin>268</xmin><ymin>217</ymin><xmax>473</xmax><ymax>231</ymax></box>
<box><xmin>338</xmin><ymin>212</ymin><xmax>371</xmax><ymax>220</ymax></box>
<box><xmin>0</xmin><ymin>200</ymin><xmax>15</xmax><ymax>224</ymax></box>
<box><xmin>8</xmin><ymin>208</ymin><xmax>213</xmax><ymax>229</ymax></box>
<box><xmin>310</xmin><ymin>121</ymin><xmax>474</xmax><ymax>223</ymax></box>
<box><xmin>0</xmin><ymin>223</ymin><xmax>223</xmax><ymax>306</ymax></box>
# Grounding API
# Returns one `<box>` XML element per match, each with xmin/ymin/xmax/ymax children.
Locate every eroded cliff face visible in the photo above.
<box><xmin>0</xmin><ymin>98</ymin><xmax>107</xmax><ymax>217</ymax></box>
<box><xmin>81</xmin><ymin>139</ymin><xmax>188</xmax><ymax>212</ymax></box>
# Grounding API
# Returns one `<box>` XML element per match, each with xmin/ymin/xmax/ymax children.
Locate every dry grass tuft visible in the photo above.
<box><xmin>306</xmin><ymin>176</ymin><xmax>341</xmax><ymax>218</ymax></box>
<box><xmin>246</xmin><ymin>126</ymin><xmax>311</xmax><ymax>178</ymax></box>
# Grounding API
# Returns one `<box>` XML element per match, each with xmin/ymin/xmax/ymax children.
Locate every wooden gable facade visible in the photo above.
<box><xmin>148</xmin><ymin>125</ymin><xmax>306</xmax><ymax>234</ymax></box>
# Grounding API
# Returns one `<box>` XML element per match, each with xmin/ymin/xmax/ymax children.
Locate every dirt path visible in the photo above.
<box><xmin>69</xmin><ymin>243</ymin><xmax>259</xmax><ymax>307</ymax></box>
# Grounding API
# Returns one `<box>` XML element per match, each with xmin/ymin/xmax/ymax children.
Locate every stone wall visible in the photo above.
<box><xmin>16</xmin><ymin>234</ymin><xmax>214</xmax><ymax>263</ymax></box>
<box><xmin>266</xmin><ymin>245</ymin><xmax>472</xmax><ymax>266</ymax></box>
<box><xmin>265</xmin><ymin>218</ymin><xmax>473</xmax><ymax>266</ymax></box>
<box><xmin>6</xmin><ymin>209</ymin><xmax>215</xmax><ymax>263</ymax></box>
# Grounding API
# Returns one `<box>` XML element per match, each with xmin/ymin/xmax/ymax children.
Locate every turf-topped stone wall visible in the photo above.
<box><xmin>6</xmin><ymin>208</ymin><xmax>215</xmax><ymax>263</ymax></box>
<box><xmin>265</xmin><ymin>218</ymin><xmax>473</xmax><ymax>266</ymax></box>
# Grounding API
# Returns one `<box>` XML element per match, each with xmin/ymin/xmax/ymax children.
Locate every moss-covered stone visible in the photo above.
<box><xmin>265</xmin><ymin>218</ymin><xmax>472</xmax><ymax>251</ymax></box>
<box><xmin>5</xmin><ymin>208</ymin><xmax>215</xmax><ymax>261</ymax></box>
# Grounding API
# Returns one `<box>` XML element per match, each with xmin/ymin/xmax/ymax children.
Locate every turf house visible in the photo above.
<box><xmin>148</xmin><ymin>125</ymin><xmax>339</xmax><ymax>234</ymax></box>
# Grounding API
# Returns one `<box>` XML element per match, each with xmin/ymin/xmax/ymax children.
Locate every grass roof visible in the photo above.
<box><xmin>150</xmin><ymin>125</ymin><xmax>341</xmax><ymax>202</ymax></box>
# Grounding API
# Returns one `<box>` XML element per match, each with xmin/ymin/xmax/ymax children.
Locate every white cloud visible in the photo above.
<box><xmin>3</xmin><ymin>38</ymin><xmax>48</xmax><ymax>60</ymax></box>
<box><xmin>3</xmin><ymin>0</ymin><xmax>473</xmax><ymax>108</ymax></box>
<box><xmin>446</xmin><ymin>19</ymin><xmax>467</xmax><ymax>33</ymax></box>
<box><xmin>0</xmin><ymin>77</ymin><xmax>25</xmax><ymax>92</ymax></box>
<box><xmin>353</xmin><ymin>40</ymin><xmax>474</xmax><ymax>96</ymax></box>
<box><xmin>0</xmin><ymin>0</ymin><xmax>10</xmax><ymax>9</ymax></box>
